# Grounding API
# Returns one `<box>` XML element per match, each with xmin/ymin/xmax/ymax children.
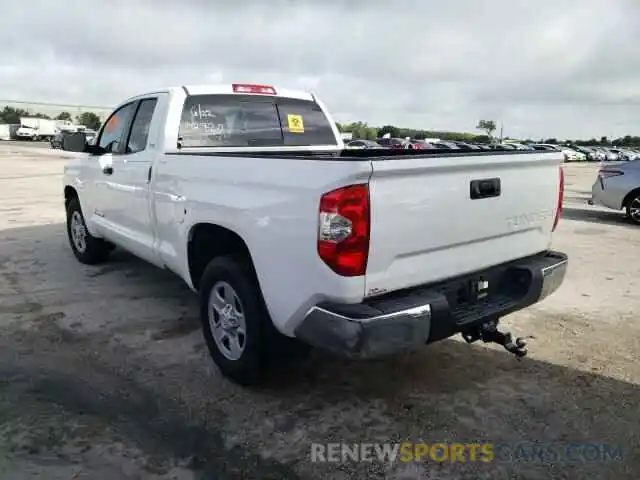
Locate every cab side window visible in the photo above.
<box><xmin>126</xmin><ymin>98</ymin><xmax>158</xmax><ymax>154</ymax></box>
<box><xmin>97</xmin><ymin>102</ymin><xmax>136</xmax><ymax>153</ymax></box>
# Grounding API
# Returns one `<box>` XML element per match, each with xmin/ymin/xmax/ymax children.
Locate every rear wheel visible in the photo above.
<box><xmin>66</xmin><ymin>197</ymin><xmax>112</xmax><ymax>264</ymax></box>
<box><xmin>625</xmin><ymin>193</ymin><xmax>640</xmax><ymax>225</ymax></box>
<box><xmin>199</xmin><ymin>256</ymin><xmax>308</xmax><ymax>386</ymax></box>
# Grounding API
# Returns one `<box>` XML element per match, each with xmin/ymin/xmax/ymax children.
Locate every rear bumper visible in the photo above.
<box><xmin>294</xmin><ymin>250</ymin><xmax>568</xmax><ymax>357</ymax></box>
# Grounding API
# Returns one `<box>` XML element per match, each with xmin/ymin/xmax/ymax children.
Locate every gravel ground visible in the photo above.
<box><xmin>0</xmin><ymin>145</ymin><xmax>638</xmax><ymax>479</ymax></box>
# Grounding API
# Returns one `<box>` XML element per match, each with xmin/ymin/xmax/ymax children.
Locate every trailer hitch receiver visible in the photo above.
<box><xmin>462</xmin><ymin>320</ymin><xmax>532</xmax><ymax>359</ymax></box>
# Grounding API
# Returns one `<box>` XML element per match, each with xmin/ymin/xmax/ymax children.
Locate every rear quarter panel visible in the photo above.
<box><xmin>153</xmin><ymin>154</ymin><xmax>372</xmax><ymax>335</ymax></box>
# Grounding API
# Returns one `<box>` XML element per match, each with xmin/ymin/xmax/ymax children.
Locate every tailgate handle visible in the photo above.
<box><xmin>470</xmin><ymin>178</ymin><xmax>501</xmax><ymax>199</ymax></box>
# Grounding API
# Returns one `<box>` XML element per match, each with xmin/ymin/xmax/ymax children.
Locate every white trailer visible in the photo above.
<box><xmin>19</xmin><ymin>117</ymin><xmax>58</xmax><ymax>141</ymax></box>
<box><xmin>0</xmin><ymin>124</ymin><xmax>11</xmax><ymax>141</ymax></box>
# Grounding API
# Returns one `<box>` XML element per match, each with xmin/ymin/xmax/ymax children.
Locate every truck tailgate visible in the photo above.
<box><xmin>365</xmin><ymin>152</ymin><xmax>563</xmax><ymax>297</ymax></box>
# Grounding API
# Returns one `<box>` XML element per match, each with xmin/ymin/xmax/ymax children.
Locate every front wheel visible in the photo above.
<box><xmin>66</xmin><ymin>197</ymin><xmax>112</xmax><ymax>264</ymax></box>
<box><xmin>625</xmin><ymin>193</ymin><xmax>640</xmax><ymax>225</ymax></box>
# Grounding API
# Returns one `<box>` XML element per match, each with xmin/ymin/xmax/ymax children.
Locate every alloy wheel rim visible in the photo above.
<box><xmin>70</xmin><ymin>211</ymin><xmax>87</xmax><ymax>253</ymax></box>
<box><xmin>630</xmin><ymin>197</ymin><xmax>640</xmax><ymax>222</ymax></box>
<box><xmin>208</xmin><ymin>281</ymin><xmax>247</xmax><ymax>361</ymax></box>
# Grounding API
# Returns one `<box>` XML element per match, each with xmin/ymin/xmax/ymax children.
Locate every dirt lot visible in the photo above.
<box><xmin>0</xmin><ymin>144</ymin><xmax>638</xmax><ymax>479</ymax></box>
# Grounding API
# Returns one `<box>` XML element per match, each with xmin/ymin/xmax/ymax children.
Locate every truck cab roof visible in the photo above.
<box><xmin>97</xmin><ymin>83</ymin><xmax>343</xmax><ymax>154</ymax></box>
<box><xmin>121</xmin><ymin>84</ymin><xmax>316</xmax><ymax>104</ymax></box>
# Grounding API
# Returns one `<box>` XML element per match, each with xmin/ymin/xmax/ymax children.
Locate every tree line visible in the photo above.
<box><xmin>335</xmin><ymin>121</ymin><xmax>491</xmax><ymax>144</ymax></box>
<box><xmin>0</xmin><ymin>106</ymin><xmax>103</xmax><ymax>131</ymax></box>
<box><xmin>336</xmin><ymin>119</ymin><xmax>640</xmax><ymax>148</ymax></box>
<box><xmin>4</xmin><ymin>105</ymin><xmax>638</xmax><ymax>147</ymax></box>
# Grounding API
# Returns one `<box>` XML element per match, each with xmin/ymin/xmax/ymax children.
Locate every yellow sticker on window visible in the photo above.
<box><xmin>287</xmin><ymin>114</ymin><xmax>304</xmax><ymax>133</ymax></box>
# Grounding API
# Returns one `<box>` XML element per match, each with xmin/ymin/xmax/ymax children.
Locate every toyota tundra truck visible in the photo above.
<box><xmin>61</xmin><ymin>83</ymin><xmax>568</xmax><ymax>385</ymax></box>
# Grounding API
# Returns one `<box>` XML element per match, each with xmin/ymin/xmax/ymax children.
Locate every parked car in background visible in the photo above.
<box><xmin>346</xmin><ymin>139</ymin><xmax>383</xmax><ymax>149</ymax></box>
<box><xmin>474</xmin><ymin>144</ymin><xmax>492</xmax><ymax>151</ymax></box>
<box><xmin>409</xmin><ymin>140</ymin><xmax>437</xmax><ymax>149</ymax></box>
<box><xmin>509</xmin><ymin>143</ymin><xmax>535</xmax><ymax>150</ymax></box>
<box><xmin>559</xmin><ymin>146</ymin><xmax>587</xmax><ymax>162</ymax></box>
<box><xmin>530</xmin><ymin>144</ymin><xmax>562</xmax><ymax>153</ymax></box>
<box><xmin>598</xmin><ymin>148</ymin><xmax>620</xmax><ymax>161</ymax></box>
<box><xmin>376</xmin><ymin>137</ymin><xmax>407</xmax><ymax>150</ymax></box>
<box><xmin>432</xmin><ymin>141</ymin><xmax>461</xmax><ymax>149</ymax></box>
<box><xmin>590</xmin><ymin>160</ymin><xmax>640</xmax><ymax>225</ymax></box>
<box><xmin>403</xmin><ymin>139</ymin><xmax>433</xmax><ymax>150</ymax></box>
<box><xmin>569</xmin><ymin>146</ymin><xmax>598</xmax><ymax>161</ymax></box>
<box><xmin>607</xmin><ymin>148</ymin><xmax>629</xmax><ymax>161</ymax></box>
<box><xmin>588</xmin><ymin>147</ymin><xmax>609</xmax><ymax>162</ymax></box>
<box><xmin>493</xmin><ymin>143</ymin><xmax>517</xmax><ymax>150</ymax></box>
<box><xmin>376</xmin><ymin>137</ymin><xmax>431</xmax><ymax>150</ymax></box>
<box><xmin>610</xmin><ymin>148</ymin><xmax>640</xmax><ymax>161</ymax></box>
<box><xmin>451</xmin><ymin>141</ymin><xmax>481</xmax><ymax>150</ymax></box>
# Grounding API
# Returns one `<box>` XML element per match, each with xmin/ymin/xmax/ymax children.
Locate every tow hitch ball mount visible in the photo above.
<box><xmin>462</xmin><ymin>320</ymin><xmax>532</xmax><ymax>359</ymax></box>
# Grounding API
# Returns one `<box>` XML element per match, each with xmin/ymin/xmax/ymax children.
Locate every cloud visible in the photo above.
<box><xmin>0</xmin><ymin>0</ymin><xmax>638</xmax><ymax>139</ymax></box>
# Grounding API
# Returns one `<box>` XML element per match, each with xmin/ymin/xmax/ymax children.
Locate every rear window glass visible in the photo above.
<box><xmin>178</xmin><ymin>94</ymin><xmax>337</xmax><ymax>147</ymax></box>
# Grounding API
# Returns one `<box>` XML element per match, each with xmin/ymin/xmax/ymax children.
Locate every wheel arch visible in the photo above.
<box><xmin>64</xmin><ymin>185</ymin><xmax>79</xmax><ymax>208</ymax></box>
<box><xmin>187</xmin><ymin>222</ymin><xmax>260</xmax><ymax>292</ymax></box>
<box><xmin>622</xmin><ymin>187</ymin><xmax>640</xmax><ymax>209</ymax></box>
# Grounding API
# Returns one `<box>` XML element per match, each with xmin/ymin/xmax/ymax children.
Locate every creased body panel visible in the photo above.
<box><xmin>365</xmin><ymin>152</ymin><xmax>563</xmax><ymax>297</ymax></box>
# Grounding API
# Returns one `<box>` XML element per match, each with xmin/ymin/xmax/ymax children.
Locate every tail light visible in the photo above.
<box><xmin>318</xmin><ymin>184</ymin><xmax>370</xmax><ymax>276</ymax></box>
<box><xmin>232</xmin><ymin>83</ymin><xmax>276</xmax><ymax>95</ymax></box>
<box><xmin>598</xmin><ymin>168</ymin><xmax>624</xmax><ymax>179</ymax></box>
<box><xmin>552</xmin><ymin>166</ymin><xmax>564</xmax><ymax>232</ymax></box>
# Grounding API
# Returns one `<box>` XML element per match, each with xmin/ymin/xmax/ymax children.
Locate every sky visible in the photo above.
<box><xmin>1</xmin><ymin>0</ymin><xmax>639</xmax><ymax>140</ymax></box>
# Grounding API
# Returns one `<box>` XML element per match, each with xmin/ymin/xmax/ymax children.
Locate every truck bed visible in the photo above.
<box><xmin>169</xmin><ymin>147</ymin><xmax>563</xmax><ymax>298</ymax></box>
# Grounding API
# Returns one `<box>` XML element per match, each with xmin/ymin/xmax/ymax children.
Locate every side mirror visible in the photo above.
<box><xmin>62</xmin><ymin>132</ymin><xmax>88</xmax><ymax>152</ymax></box>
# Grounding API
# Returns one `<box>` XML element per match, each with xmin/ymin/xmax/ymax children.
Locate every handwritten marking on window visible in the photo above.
<box><xmin>182</xmin><ymin>122</ymin><xmax>225</xmax><ymax>134</ymax></box>
<box><xmin>190</xmin><ymin>104</ymin><xmax>217</xmax><ymax>119</ymax></box>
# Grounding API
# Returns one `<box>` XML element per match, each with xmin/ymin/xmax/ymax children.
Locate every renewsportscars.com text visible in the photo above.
<box><xmin>310</xmin><ymin>442</ymin><xmax>624</xmax><ymax>464</ymax></box>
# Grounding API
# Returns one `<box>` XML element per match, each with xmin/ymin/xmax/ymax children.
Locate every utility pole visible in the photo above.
<box><xmin>499</xmin><ymin>122</ymin><xmax>504</xmax><ymax>143</ymax></box>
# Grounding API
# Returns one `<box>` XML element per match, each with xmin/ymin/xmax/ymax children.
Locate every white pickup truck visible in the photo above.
<box><xmin>61</xmin><ymin>83</ymin><xmax>568</xmax><ymax>385</ymax></box>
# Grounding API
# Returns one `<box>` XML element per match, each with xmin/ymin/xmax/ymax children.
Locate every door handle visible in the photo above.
<box><xmin>102</xmin><ymin>165</ymin><xmax>113</xmax><ymax>175</ymax></box>
<box><xmin>470</xmin><ymin>178</ymin><xmax>501</xmax><ymax>199</ymax></box>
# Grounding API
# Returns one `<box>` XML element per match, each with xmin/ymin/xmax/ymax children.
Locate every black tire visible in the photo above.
<box><xmin>625</xmin><ymin>192</ymin><xmax>640</xmax><ymax>225</ymax></box>
<box><xmin>66</xmin><ymin>196</ymin><xmax>112</xmax><ymax>264</ymax></box>
<box><xmin>198</xmin><ymin>256</ymin><xmax>308</xmax><ymax>386</ymax></box>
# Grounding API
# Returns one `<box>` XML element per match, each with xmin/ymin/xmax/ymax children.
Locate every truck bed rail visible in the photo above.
<box><xmin>169</xmin><ymin>147</ymin><xmax>558</xmax><ymax>161</ymax></box>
